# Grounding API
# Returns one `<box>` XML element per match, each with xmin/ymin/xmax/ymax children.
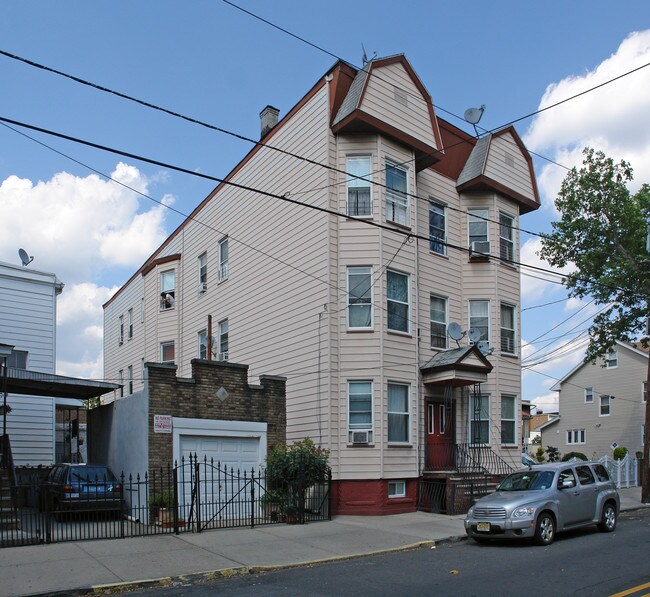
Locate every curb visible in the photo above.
<box><xmin>29</xmin><ymin>537</ymin><xmax>467</xmax><ymax>596</ymax></box>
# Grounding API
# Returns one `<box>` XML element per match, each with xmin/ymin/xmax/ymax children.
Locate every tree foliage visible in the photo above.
<box><xmin>539</xmin><ymin>148</ymin><xmax>650</xmax><ymax>361</ymax></box>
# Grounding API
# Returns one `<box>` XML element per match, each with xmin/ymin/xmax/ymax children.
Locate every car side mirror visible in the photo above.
<box><xmin>561</xmin><ymin>479</ymin><xmax>575</xmax><ymax>489</ymax></box>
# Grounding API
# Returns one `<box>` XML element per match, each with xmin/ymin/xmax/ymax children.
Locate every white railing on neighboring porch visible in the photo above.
<box><xmin>598</xmin><ymin>455</ymin><xmax>638</xmax><ymax>488</ymax></box>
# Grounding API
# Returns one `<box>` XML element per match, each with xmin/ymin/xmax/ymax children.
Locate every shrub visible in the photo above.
<box><xmin>613</xmin><ymin>446</ymin><xmax>628</xmax><ymax>460</ymax></box>
<box><xmin>561</xmin><ymin>451</ymin><xmax>588</xmax><ymax>462</ymax></box>
<box><xmin>546</xmin><ymin>446</ymin><xmax>560</xmax><ymax>462</ymax></box>
<box><xmin>535</xmin><ymin>446</ymin><xmax>545</xmax><ymax>462</ymax></box>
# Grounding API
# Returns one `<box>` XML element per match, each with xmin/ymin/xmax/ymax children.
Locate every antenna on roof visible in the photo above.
<box><xmin>361</xmin><ymin>44</ymin><xmax>368</xmax><ymax>65</ymax></box>
<box><xmin>18</xmin><ymin>248</ymin><xmax>34</xmax><ymax>267</ymax></box>
<box><xmin>463</xmin><ymin>104</ymin><xmax>486</xmax><ymax>137</ymax></box>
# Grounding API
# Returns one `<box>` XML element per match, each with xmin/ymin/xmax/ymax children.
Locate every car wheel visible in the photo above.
<box><xmin>534</xmin><ymin>512</ymin><xmax>555</xmax><ymax>546</ymax></box>
<box><xmin>598</xmin><ymin>502</ymin><xmax>617</xmax><ymax>532</ymax></box>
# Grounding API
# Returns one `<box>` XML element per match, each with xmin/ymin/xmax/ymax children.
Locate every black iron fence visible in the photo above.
<box><xmin>1</xmin><ymin>455</ymin><xmax>331</xmax><ymax>548</ymax></box>
<box><xmin>425</xmin><ymin>443</ymin><xmax>515</xmax><ymax>477</ymax></box>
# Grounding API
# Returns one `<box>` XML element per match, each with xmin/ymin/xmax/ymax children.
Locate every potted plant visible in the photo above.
<box><xmin>150</xmin><ymin>491</ymin><xmax>184</xmax><ymax>528</ymax></box>
<box><xmin>260</xmin><ymin>489</ymin><xmax>284</xmax><ymax>521</ymax></box>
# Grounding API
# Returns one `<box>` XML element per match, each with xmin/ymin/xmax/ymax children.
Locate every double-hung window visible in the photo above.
<box><xmin>605</xmin><ymin>350</ymin><xmax>618</xmax><ymax>368</ymax></box>
<box><xmin>118</xmin><ymin>315</ymin><xmax>124</xmax><ymax>345</ymax></box>
<box><xmin>348</xmin><ymin>381</ymin><xmax>372</xmax><ymax>435</ymax></box>
<box><xmin>198</xmin><ymin>329</ymin><xmax>208</xmax><ymax>359</ymax></box>
<box><xmin>161</xmin><ymin>341</ymin><xmax>175</xmax><ymax>363</ymax></box>
<box><xmin>430</xmin><ymin>296</ymin><xmax>447</xmax><ymax>349</ymax></box>
<box><xmin>160</xmin><ymin>270</ymin><xmax>175</xmax><ymax>310</ymax></box>
<box><xmin>385</xmin><ymin>162</ymin><xmax>408</xmax><ymax>225</ymax></box>
<box><xmin>470</xmin><ymin>394</ymin><xmax>490</xmax><ymax>445</ymax></box>
<box><xmin>218</xmin><ymin>238</ymin><xmax>229</xmax><ymax>282</ymax></box>
<box><xmin>198</xmin><ymin>252</ymin><xmax>208</xmax><ymax>292</ymax></box>
<box><xmin>429</xmin><ymin>201</ymin><xmax>446</xmax><ymax>255</ymax></box>
<box><xmin>346</xmin><ymin>156</ymin><xmax>372</xmax><ymax>217</ymax></box>
<box><xmin>127</xmin><ymin>308</ymin><xmax>133</xmax><ymax>340</ymax></box>
<box><xmin>499</xmin><ymin>213</ymin><xmax>514</xmax><ymax>262</ymax></box>
<box><xmin>388</xmin><ymin>382</ymin><xmax>409</xmax><ymax>443</ymax></box>
<box><xmin>218</xmin><ymin>319</ymin><xmax>229</xmax><ymax>361</ymax></box>
<box><xmin>585</xmin><ymin>387</ymin><xmax>594</xmax><ymax>403</ymax></box>
<box><xmin>501</xmin><ymin>395</ymin><xmax>516</xmax><ymax>445</ymax></box>
<box><xmin>347</xmin><ymin>267</ymin><xmax>372</xmax><ymax>329</ymax></box>
<box><xmin>387</xmin><ymin>270</ymin><xmax>410</xmax><ymax>333</ymax></box>
<box><xmin>600</xmin><ymin>394</ymin><xmax>611</xmax><ymax>416</ymax></box>
<box><xmin>127</xmin><ymin>365</ymin><xmax>133</xmax><ymax>395</ymax></box>
<box><xmin>469</xmin><ymin>300</ymin><xmax>490</xmax><ymax>343</ymax></box>
<box><xmin>500</xmin><ymin>304</ymin><xmax>516</xmax><ymax>354</ymax></box>
<box><xmin>468</xmin><ymin>209</ymin><xmax>489</xmax><ymax>246</ymax></box>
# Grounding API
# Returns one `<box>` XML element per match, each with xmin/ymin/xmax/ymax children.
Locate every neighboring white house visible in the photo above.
<box><xmin>103</xmin><ymin>54</ymin><xmax>540</xmax><ymax>515</ymax></box>
<box><xmin>542</xmin><ymin>341</ymin><xmax>648</xmax><ymax>460</ymax></box>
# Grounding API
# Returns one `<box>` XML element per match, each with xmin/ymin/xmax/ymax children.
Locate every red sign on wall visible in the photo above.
<box><xmin>154</xmin><ymin>414</ymin><xmax>173</xmax><ymax>433</ymax></box>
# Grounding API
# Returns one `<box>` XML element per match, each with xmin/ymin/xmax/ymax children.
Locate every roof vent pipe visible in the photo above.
<box><xmin>260</xmin><ymin>105</ymin><xmax>280</xmax><ymax>138</ymax></box>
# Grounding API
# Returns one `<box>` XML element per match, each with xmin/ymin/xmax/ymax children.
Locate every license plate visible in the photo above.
<box><xmin>476</xmin><ymin>522</ymin><xmax>490</xmax><ymax>532</ymax></box>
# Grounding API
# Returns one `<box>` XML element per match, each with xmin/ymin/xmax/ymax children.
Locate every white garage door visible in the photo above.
<box><xmin>179</xmin><ymin>435</ymin><xmax>261</xmax><ymax>473</ymax></box>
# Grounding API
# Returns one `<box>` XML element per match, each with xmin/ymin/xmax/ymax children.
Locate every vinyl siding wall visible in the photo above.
<box><xmin>484</xmin><ymin>133</ymin><xmax>535</xmax><ymax>200</ymax></box>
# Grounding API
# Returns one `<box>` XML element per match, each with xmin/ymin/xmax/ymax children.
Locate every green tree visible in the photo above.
<box><xmin>539</xmin><ymin>147</ymin><xmax>650</xmax><ymax>499</ymax></box>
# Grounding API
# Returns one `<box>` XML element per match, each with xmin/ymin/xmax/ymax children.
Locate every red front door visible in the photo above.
<box><xmin>426</xmin><ymin>401</ymin><xmax>454</xmax><ymax>469</ymax></box>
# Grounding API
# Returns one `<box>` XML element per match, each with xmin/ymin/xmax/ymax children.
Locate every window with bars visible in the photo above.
<box><xmin>346</xmin><ymin>156</ymin><xmax>372</xmax><ymax>217</ymax></box>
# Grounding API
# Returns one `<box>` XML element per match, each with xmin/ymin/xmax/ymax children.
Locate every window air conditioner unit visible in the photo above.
<box><xmin>351</xmin><ymin>430</ymin><xmax>370</xmax><ymax>444</ymax></box>
<box><xmin>218</xmin><ymin>351</ymin><xmax>229</xmax><ymax>362</ymax></box>
<box><xmin>198</xmin><ymin>282</ymin><xmax>207</xmax><ymax>293</ymax></box>
<box><xmin>469</xmin><ymin>241</ymin><xmax>491</xmax><ymax>259</ymax></box>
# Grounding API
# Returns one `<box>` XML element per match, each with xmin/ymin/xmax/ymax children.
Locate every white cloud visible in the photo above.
<box><xmin>525</xmin><ymin>30</ymin><xmax>650</xmax><ymax>206</ymax></box>
<box><xmin>530</xmin><ymin>392</ymin><xmax>559</xmax><ymax>414</ymax></box>
<box><xmin>0</xmin><ymin>163</ymin><xmax>172</xmax><ymax>378</ymax></box>
<box><xmin>0</xmin><ymin>163</ymin><xmax>170</xmax><ymax>285</ymax></box>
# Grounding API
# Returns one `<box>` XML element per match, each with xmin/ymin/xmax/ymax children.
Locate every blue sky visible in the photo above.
<box><xmin>1</xmin><ymin>1</ymin><xmax>649</xmax><ymax>411</ymax></box>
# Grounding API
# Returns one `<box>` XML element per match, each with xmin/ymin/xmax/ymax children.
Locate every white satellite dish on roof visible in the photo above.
<box><xmin>464</xmin><ymin>105</ymin><xmax>485</xmax><ymax>125</ymax></box>
<box><xmin>18</xmin><ymin>248</ymin><xmax>33</xmax><ymax>267</ymax></box>
<box><xmin>447</xmin><ymin>322</ymin><xmax>464</xmax><ymax>341</ymax></box>
<box><xmin>468</xmin><ymin>328</ymin><xmax>481</xmax><ymax>343</ymax></box>
<box><xmin>477</xmin><ymin>341</ymin><xmax>492</xmax><ymax>356</ymax></box>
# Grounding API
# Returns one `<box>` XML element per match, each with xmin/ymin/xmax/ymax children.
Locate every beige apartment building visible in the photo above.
<box><xmin>103</xmin><ymin>54</ymin><xmax>540</xmax><ymax>515</ymax></box>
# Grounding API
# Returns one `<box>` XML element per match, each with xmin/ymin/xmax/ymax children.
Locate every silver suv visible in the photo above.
<box><xmin>464</xmin><ymin>461</ymin><xmax>619</xmax><ymax>545</ymax></box>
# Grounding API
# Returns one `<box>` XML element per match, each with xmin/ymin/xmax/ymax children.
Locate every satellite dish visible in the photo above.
<box><xmin>18</xmin><ymin>248</ymin><xmax>34</xmax><ymax>267</ymax></box>
<box><xmin>476</xmin><ymin>341</ymin><xmax>491</xmax><ymax>355</ymax></box>
<box><xmin>447</xmin><ymin>322</ymin><xmax>464</xmax><ymax>341</ymax></box>
<box><xmin>463</xmin><ymin>105</ymin><xmax>486</xmax><ymax>125</ymax></box>
<box><xmin>468</xmin><ymin>328</ymin><xmax>481</xmax><ymax>343</ymax></box>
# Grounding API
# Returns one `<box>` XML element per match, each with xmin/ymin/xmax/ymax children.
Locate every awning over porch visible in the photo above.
<box><xmin>420</xmin><ymin>345</ymin><xmax>493</xmax><ymax>387</ymax></box>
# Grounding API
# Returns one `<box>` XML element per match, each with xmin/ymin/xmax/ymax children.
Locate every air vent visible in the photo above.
<box><xmin>351</xmin><ymin>430</ymin><xmax>370</xmax><ymax>444</ymax></box>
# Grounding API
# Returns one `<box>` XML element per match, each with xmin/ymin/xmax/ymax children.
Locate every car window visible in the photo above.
<box><xmin>498</xmin><ymin>470</ymin><xmax>554</xmax><ymax>491</ymax></box>
<box><xmin>593</xmin><ymin>464</ymin><xmax>610</xmax><ymax>482</ymax></box>
<box><xmin>576</xmin><ymin>465</ymin><xmax>596</xmax><ymax>486</ymax></box>
<box><xmin>70</xmin><ymin>466</ymin><xmax>115</xmax><ymax>482</ymax></box>
<box><xmin>557</xmin><ymin>468</ymin><xmax>576</xmax><ymax>488</ymax></box>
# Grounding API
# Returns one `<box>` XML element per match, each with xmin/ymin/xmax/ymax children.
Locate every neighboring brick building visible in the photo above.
<box><xmin>89</xmin><ymin>359</ymin><xmax>286</xmax><ymax>481</ymax></box>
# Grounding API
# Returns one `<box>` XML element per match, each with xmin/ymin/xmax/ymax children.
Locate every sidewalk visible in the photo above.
<box><xmin>1</xmin><ymin>487</ymin><xmax>646</xmax><ymax>597</ymax></box>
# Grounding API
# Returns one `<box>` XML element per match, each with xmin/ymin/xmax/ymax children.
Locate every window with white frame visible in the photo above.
<box><xmin>500</xmin><ymin>303</ymin><xmax>516</xmax><ymax>354</ymax></box>
<box><xmin>118</xmin><ymin>315</ymin><xmax>124</xmax><ymax>345</ymax></box>
<box><xmin>127</xmin><ymin>365</ymin><xmax>133</xmax><ymax>395</ymax></box>
<box><xmin>438</xmin><ymin>404</ymin><xmax>446</xmax><ymax>434</ymax></box>
<box><xmin>469</xmin><ymin>300</ymin><xmax>490</xmax><ymax>343</ymax></box>
<box><xmin>198</xmin><ymin>252</ymin><xmax>207</xmax><ymax>292</ymax></box>
<box><xmin>605</xmin><ymin>350</ymin><xmax>618</xmax><ymax>368</ymax></box>
<box><xmin>218</xmin><ymin>238</ymin><xmax>229</xmax><ymax>282</ymax></box>
<box><xmin>346</xmin><ymin>156</ymin><xmax>372</xmax><ymax>217</ymax></box>
<box><xmin>600</xmin><ymin>394</ymin><xmax>611</xmax><ymax>416</ymax></box>
<box><xmin>499</xmin><ymin>213</ymin><xmax>514</xmax><ymax>262</ymax></box>
<box><xmin>567</xmin><ymin>429</ymin><xmax>586</xmax><ymax>444</ymax></box>
<box><xmin>347</xmin><ymin>267</ymin><xmax>372</xmax><ymax>329</ymax></box>
<box><xmin>385</xmin><ymin>162</ymin><xmax>408</xmax><ymax>225</ymax></box>
<box><xmin>160</xmin><ymin>270</ymin><xmax>175</xmax><ymax>310</ymax></box>
<box><xmin>387</xmin><ymin>270</ymin><xmax>410</xmax><ymax>333</ymax></box>
<box><xmin>118</xmin><ymin>369</ymin><xmax>124</xmax><ymax>398</ymax></box>
<box><xmin>430</xmin><ymin>295</ymin><xmax>447</xmax><ymax>349</ymax></box>
<box><xmin>160</xmin><ymin>341</ymin><xmax>175</xmax><ymax>363</ymax></box>
<box><xmin>468</xmin><ymin>209</ymin><xmax>489</xmax><ymax>246</ymax></box>
<box><xmin>6</xmin><ymin>350</ymin><xmax>27</xmax><ymax>369</ymax></box>
<box><xmin>348</xmin><ymin>381</ymin><xmax>373</xmax><ymax>439</ymax></box>
<box><xmin>429</xmin><ymin>201</ymin><xmax>446</xmax><ymax>255</ymax></box>
<box><xmin>585</xmin><ymin>387</ymin><xmax>594</xmax><ymax>403</ymax></box>
<box><xmin>428</xmin><ymin>404</ymin><xmax>435</xmax><ymax>434</ymax></box>
<box><xmin>218</xmin><ymin>319</ymin><xmax>229</xmax><ymax>360</ymax></box>
<box><xmin>643</xmin><ymin>381</ymin><xmax>647</xmax><ymax>403</ymax></box>
<box><xmin>470</xmin><ymin>394</ymin><xmax>490</xmax><ymax>445</ymax></box>
<box><xmin>127</xmin><ymin>308</ymin><xmax>133</xmax><ymax>340</ymax></box>
<box><xmin>388</xmin><ymin>382</ymin><xmax>409</xmax><ymax>443</ymax></box>
<box><xmin>198</xmin><ymin>329</ymin><xmax>208</xmax><ymax>360</ymax></box>
<box><xmin>501</xmin><ymin>395</ymin><xmax>516</xmax><ymax>445</ymax></box>
<box><xmin>388</xmin><ymin>480</ymin><xmax>406</xmax><ymax>498</ymax></box>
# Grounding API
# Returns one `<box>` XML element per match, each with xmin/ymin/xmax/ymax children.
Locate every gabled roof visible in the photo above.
<box><xmin>420</xmin><ymin>345</ymin><xmax>493</xmax><ymax>387</ymax></box>
<box><xmin>456</xmin><ymin>127</ymin><xmax>541</xmax><ymax>214</ymax></box>
<box><xmin>550</xmin><ymin>340</ymin><xmax>648</xmax><ymax>391</ymax></box>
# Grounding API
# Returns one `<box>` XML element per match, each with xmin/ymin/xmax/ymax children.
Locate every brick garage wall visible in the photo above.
<box><xmin>147</xmin><ymin>359</ymin><xmax>286</xmax><ymax>475</ymax></box>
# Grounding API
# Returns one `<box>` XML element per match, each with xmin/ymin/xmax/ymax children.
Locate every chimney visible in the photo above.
<box><xmin>260</xmin><ymin>105</ymin><xmax>280</xmax><ymax>138</ymax></box>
